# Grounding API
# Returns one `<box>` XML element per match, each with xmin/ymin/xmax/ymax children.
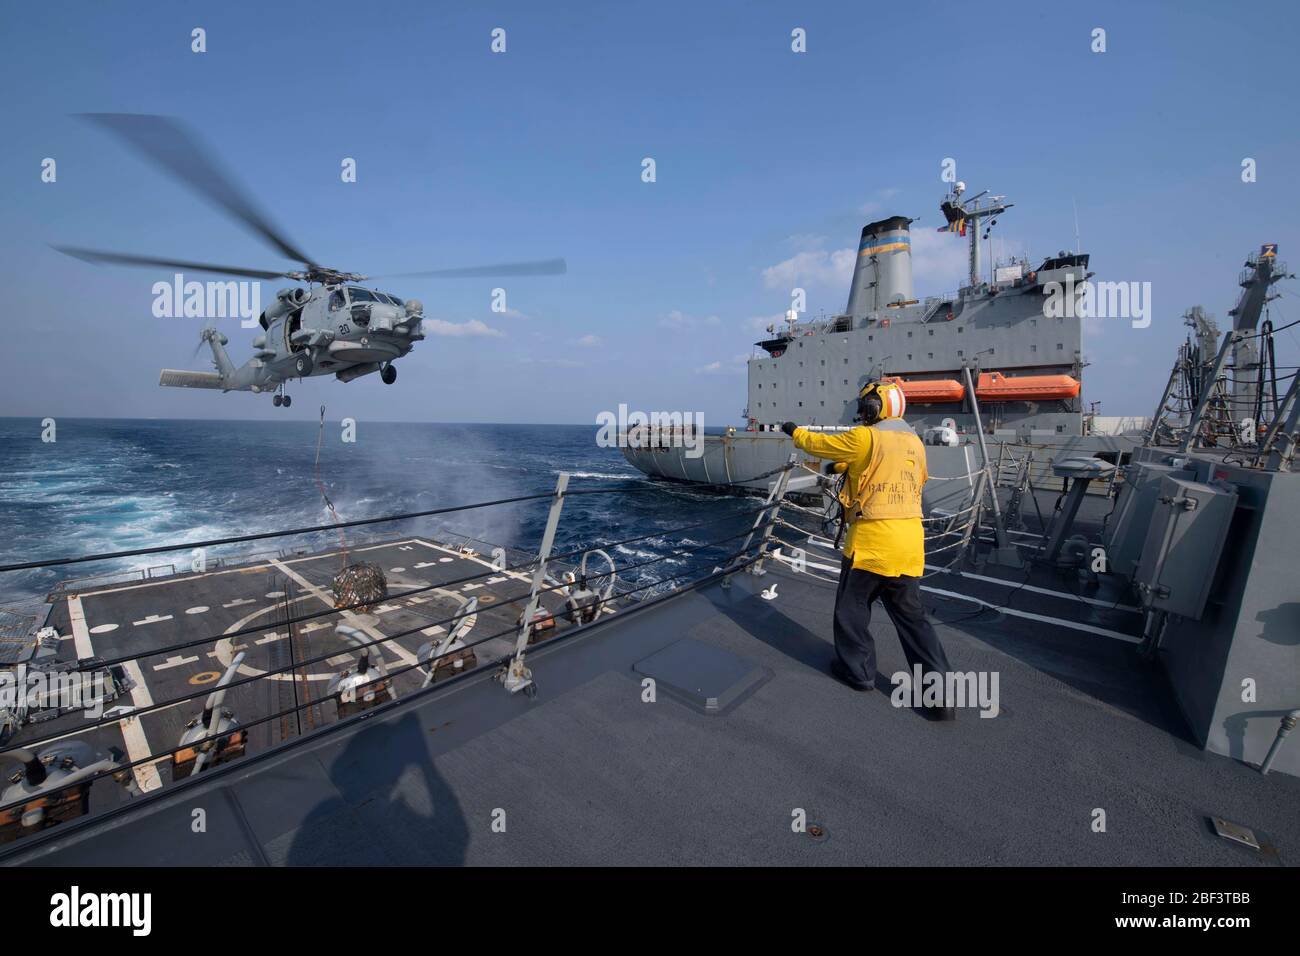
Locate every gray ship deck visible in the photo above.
<box><xmin>7</xmin><ymin>537</ymin><xmax>569</xmax><ymax>815</ymax></box>
<box><xmin>4</xmin><ymin>536</ymin><xmax>1296</xmax><ymax>867</ymax></box>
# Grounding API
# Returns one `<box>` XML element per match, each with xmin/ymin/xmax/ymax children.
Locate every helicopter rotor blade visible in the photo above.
<box><xmin>52</xmin><ymin>246</ymin><xmax>291</xmax><ymax>281</ymax></box>
<box><xmin>369</xmin><ymin>258</ymin><xmax>568</xmax><ymax>280</ymax></box>
<box><xmin>77</xmin><ymin>113</ymin><xmax>318</xmax><ymax>269</ymax></box>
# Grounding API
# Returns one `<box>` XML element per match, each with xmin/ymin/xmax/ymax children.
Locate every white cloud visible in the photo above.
<box><xmin>422</xmin><ymin>319</ymin><xmax>504</xmax><ymax>338</ymax></box>
<box><xmin>908</xmin><ymin>228</ymin><xmax>969</xmax><ymax>291</ymax></box>
<box><xmin>761</xmin><ymin>247</ymin><xmax>855</xmax><ymax>290</ymax></box>
<box><xmin>575</xmin><ymin>334</ymin><xmax>602</xmax><ymax>347</ymax></box>
<box><xmin>697</xmin><ymin>361</ymin><xmax>723</xmax><ymax>374</ymax></box>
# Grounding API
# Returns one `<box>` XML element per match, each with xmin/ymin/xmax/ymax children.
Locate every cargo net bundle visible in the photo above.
<box><xmin>332</xmin><ymin>562</ymin><xmax>388</xmax><ymax>612</ymax></box>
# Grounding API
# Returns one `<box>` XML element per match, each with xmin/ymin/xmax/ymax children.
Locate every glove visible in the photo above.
<box><xmin>780</xmin><ymin>421</ymin><xmax>798</xmax><ymax>437</ymax></box>
<box><xmin>823</xmin><ymin>460</ymin><xmax>841</xmax><ymax>476</ymax></box>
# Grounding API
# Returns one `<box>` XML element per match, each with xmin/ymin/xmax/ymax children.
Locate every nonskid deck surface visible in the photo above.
<box><xmin>15</xmin><ymin>538</ymin><xmax>571</xmax><ymax>814</ymax></box>
<box><xmin>5</xmin><ymin>554</ymin><xmax>1296</xmax><ymax>867</ymax></box>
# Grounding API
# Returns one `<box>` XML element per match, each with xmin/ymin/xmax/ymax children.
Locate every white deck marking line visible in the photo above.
<box><xmin>411</xmin><ymin>539</ymin><xmax>533</xmax><ymax>584</ymax></box>
<box><xmin>153</xmin><ymin>654</ymin><xmax>200</xmax><ymax>671</ymax></box>
<box><xmin>132</xmin><ymin>614</ymin><xmax>173</xmax><ymax>626</ymax></box>
<box><xmin>420</xmin><ymin>625</ymin><xmax>446</xmax><ymax>636</ymax></box>
<box><xmin>119</xmin><ymin>659</ymin><xmax>164</xmax><ymax>792</ymax></box>
<box><xmin>266</xmin><ymin>558</ymin><xmax>417</xmax><ymax>667</ymax></box>
<box><xmin>222</xmin><ymin>598</ymin><xmax>256</xmax><ymax>609</ymax></box>
<box><xmin>67</xmin><ymin>595</ymin><xmax>95</xmax><ymax>660</ymax></box>
<box><xmin>372</xmin><ymin>604</ymin><xmax>401</xmax><ymax>614</ymax></box>
<box><xmin>255</xmin><ymin>631</ymin><xmax>287</xmax><ymax>645</ymax></box>
<box><xmin>772</xmin><ymin>553</ymin><xmax>1140</xmax><ymax>645</ymax></box>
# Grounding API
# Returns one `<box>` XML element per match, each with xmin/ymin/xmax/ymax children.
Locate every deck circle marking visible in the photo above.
<box><xmin>185</xmin><ymin>606</ymin><xmax>209</xmax><ymax>615</ymax></box>
<box><xmin>217</xmin><ymin>596</ymin><xmax>335</xmax><ymax>682</ymax></box>
<box><xmin>189</xmin><ymin>671</ymin><xmax>221</xmax><ymax>685</ymax></box>
<box><xmin>89</xmin><ymin>623</ymin><xmax>119</xmax><ymax>634</ymax></box>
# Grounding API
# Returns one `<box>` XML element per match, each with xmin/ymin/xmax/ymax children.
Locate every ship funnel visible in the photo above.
<box><xmin>845</xmin><ymin>216</ymin><xmax>914</xmax><ymax>321</ymax></box>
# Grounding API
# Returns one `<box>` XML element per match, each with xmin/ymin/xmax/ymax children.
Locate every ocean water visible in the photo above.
<box><xmin>0</xmin><ymin>418</ymin><xmax>759</xmax><ymax>606</ymax></box>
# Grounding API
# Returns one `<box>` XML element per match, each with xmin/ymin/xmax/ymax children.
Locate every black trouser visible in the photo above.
<box><xmin>833</xmin><ymin>556</ymin><xmax>952</xmax><ymax>690</ymax></box>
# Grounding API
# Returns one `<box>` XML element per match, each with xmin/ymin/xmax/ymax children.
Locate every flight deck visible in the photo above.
<box><xmin>9</xmin><ymin>536</ymin><xmax>585</xmax><ymax>817</ymax></box>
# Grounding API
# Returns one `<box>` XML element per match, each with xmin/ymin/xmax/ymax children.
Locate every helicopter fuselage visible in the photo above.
<box><xmin>193</xmin><ymin>284</ymin><xmax>425</xmax><ymax>396</ymax></box>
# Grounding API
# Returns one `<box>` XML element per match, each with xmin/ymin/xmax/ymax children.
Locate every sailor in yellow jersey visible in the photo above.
<box><xmin>780</xmin><ymin>381</ymin><xmax>955</xmax><ymax>719</ymax></box>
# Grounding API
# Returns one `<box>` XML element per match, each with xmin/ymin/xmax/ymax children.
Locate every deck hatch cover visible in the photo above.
<box><xmin>633</xmin><ymin>638</ymin><xmax>768</xmax><ymax>715</ymax></box>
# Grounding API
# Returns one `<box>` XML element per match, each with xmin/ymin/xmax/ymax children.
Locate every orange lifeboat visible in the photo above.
<box><xmin>975</xmin><ymin>371</ymin><xmax>1080</xmax><ymax>402</ymax></box>
<box><xmin>882</xmin><ymin>376</ymin><xmax>965</xmax><ymax>404</ymax></box>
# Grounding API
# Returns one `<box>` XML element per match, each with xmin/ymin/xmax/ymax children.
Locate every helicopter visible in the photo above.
<box><xmin>54</xmin><ymin>114</ymin><xmax>566</xmax><ymax>407</ymax></box>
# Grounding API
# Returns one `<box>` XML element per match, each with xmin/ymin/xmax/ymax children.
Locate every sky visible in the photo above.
<box><xmin>1</xmin><ymin>0</ymin><xmax>1298</xmax><ymax>425</ymax></box>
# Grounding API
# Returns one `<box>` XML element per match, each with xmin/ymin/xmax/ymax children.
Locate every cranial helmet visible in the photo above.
<box><xmin>857</xmin><ymin>380</ymin><xmax>907</xmax><ymax>425</ymax></box>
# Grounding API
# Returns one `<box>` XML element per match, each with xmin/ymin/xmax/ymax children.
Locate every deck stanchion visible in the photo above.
<box><xmin>501</xmin><ymin>472</ymin><xmax>569</xmax><ymax>696</ymax></box>
<box><xmin>724</xmin><ymin>454</ymin><xmax>795</xmax><ymax>586</ymax></box>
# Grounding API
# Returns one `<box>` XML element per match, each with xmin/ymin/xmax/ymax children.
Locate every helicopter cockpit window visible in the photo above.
<box><xmin>376</xmin><ymin>293</ymin><xmax>404</xmax><ymax>307</ymax></box>
<box><xmin>329</xmin><ymin>289</ymin><xmax>346</xmax><ymax>311</ymax></box>
<box><xmin>347</xmin><ymin>287</ymin><xmax>375</xmax><ymax>303</ymax></box>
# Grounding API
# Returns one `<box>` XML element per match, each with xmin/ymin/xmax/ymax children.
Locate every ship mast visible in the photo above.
<box><xmin>939</xmin><ymin>183</ymin><xmax>1014</xmax><ymax>288</ymax></box>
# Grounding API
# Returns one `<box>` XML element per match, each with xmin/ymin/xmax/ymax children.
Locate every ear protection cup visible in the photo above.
<box><xmin>856</xmin><ymin>381</ymin><xmax>906</xmax><ymax>424</ymax></box>
<box><xmin>857</xmin><ymin>395</ymin><xmax>883</xmax><ymax>425</ymax></box>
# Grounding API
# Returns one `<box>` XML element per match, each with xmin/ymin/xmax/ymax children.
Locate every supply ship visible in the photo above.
<box><xmin>621</xmin><ymin>184</ymin><xmax>1141</xmax><ymax>503</ymax></box>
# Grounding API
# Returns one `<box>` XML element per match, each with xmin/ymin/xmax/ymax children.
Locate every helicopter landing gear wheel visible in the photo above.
<box><xmin>294</xmin><ymin>354</ymin><xmax>313</xmax><ymax>377</ymax></box>
<box><xmin>273</xmin><ymin>394</ymin><xmax>283</xmax><ymax>407</ymax></box>
<box><xmin>381</xmin><ymin>363</ymin><xmax>397</xmax><ymax>385</ymax></box>
<box><xmin>282</xmin><ymin>394</ymin><xmax>292</xmax><ymax>408</ymax></box>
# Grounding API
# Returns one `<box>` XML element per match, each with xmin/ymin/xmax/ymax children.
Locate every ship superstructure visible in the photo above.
<box><xmin>747</xmin><ymin>184</ymin><xmax>1088</xmax><ymax>436</ymax></box>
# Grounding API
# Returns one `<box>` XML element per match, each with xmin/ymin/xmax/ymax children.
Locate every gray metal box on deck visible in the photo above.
<box><xmin>1135</xmin><ymin>476</ymin><xmax>1238</xmax><ymax>620</ymax></box>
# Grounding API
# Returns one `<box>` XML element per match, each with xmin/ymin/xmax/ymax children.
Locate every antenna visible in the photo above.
<box><xmin>1072</xmin><ymin>198</ymin><xmax>1081</xmax><ymax>255</ymax></box>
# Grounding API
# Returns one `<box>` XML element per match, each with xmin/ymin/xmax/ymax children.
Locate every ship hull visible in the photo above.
<box><xmin>621</xmin><ymin>430</ymin><xmax>1141</xmax><ymax>511</ymax></box>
